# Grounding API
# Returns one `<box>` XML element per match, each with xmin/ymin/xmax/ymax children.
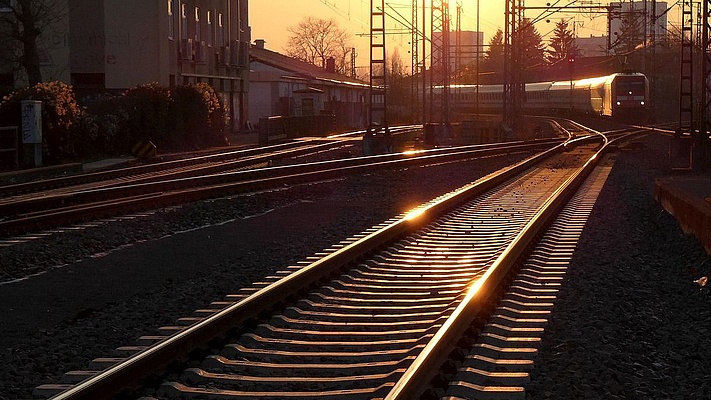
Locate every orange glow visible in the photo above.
<box><xmin>404</xmin><ymin>208</ymin><xmax>426</xmax><ymax>221</ymax></box>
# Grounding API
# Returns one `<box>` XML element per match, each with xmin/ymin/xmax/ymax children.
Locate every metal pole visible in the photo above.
<box><xmin>476</xmin><ymin>0</ymin><xmax>479</xmax><ymax>118</ymax></box>
<box><xmin>412</xmin><ymin>0</ymin><xmax>419</xmax><ymax>123</ymax></box>
<box><xmin>422</xmin><ymin>0</ymin><xmax>427</xmax><ymax>125</ymax></box>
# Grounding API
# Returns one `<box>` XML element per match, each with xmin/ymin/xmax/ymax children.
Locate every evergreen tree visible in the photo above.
<box><xmin>547</xmin><ymin>20</ymin><xmax>579</xmax><ymax>63</ymax></box>
<box><xmin>483</xmin><ymin>22</ymin><xmax>545</xmax><ymax>74</ymax></box>
<box><xmin>483</xmin><ymin>29</ymin><xmax>504</xmax><ymax>72</ymax></box>
<box><xmin>517</xmin><ymin>19</ymin><xmax>546</xmax><ymax>68</ymax></box>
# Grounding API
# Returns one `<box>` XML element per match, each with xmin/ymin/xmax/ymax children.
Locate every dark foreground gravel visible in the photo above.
<box><xmin>0</xmin><ymin>133</ymin><xmax>708</xmax><ymax>400</ymax></box>
<box><xmin>526</xmin><ymin>134</ymin><xmax>711</xmax><ymax>399</ymax></box>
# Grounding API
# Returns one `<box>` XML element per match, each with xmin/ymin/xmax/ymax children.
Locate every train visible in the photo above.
<box><xmin>444</xmin><ymin>72</ymin><xmax>649</xmax><ymax>119</ymax></box>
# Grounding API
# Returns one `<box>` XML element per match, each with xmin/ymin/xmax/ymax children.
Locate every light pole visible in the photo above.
<box><xmin>568</xmin><ymin>52</ymin><xmax>575</xmax><ymax>113</ymax></box>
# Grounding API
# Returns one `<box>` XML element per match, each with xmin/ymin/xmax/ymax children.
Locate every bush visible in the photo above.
<box><xmin>76</xmin><ymin>95</ymin><xmax>127</xmax><ymax>156</ymax></box>
<box><xmin>120</xmin><ymin>83</ymin><xmax>173</xmax><ymax>150</ymax></box>
<box><xmin>0</xmin><ymin>82</ymin><xmax>230</xmax><ymax>162</ymax></box>
<box><xmin>172</xmin><ymin>83</ymin><xmax>228</xmax><ymax>149</ymax></box>
<box><xmin>0</xmin><ymin>81</ymin><xmax>82</xmax><ymax>163</ymax></box>
<box><xmin>93</xmin><ymin>82</ymin><xmax>228</xmax><ymax>153</ymax></box>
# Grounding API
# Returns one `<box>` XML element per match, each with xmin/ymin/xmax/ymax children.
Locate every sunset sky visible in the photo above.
<box><xmin>250</xmin><ymin>1</ymin><xmax>678</xmax><ymax>70</ymax></box>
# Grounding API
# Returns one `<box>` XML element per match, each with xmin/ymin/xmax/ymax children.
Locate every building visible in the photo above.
<box><xmin>576</xmin><ymin>35</ymin><xmax>609</xmax><ymax>57</ymax></box>
<box><xmin>0</xmin><ymin>0</ymin><xmax>70</xmax><ymax>88</ymax></box>
<box><xmin>249</xmin><ymin>40</ymin><xmax>369</xmax><ymax>131</ymax></box>
<box><xmin>432</xmin><ymin>30</ymin><xmax>484</xmax><ymax>75</ymax></box>
<box><xmin>609</xmin><ymin>1</ymin><xmax>668</xmax><ymax>52</ymax></box>
<box><xmin>0</xmin><ymin>0</ymin><xmax>250</xmax><ymax>131</ymax></box>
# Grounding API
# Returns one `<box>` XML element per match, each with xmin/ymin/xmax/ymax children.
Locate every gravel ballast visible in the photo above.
<box><xmin>0</xmin><ymin>135</ymin><xmax>709</xmax><ymax>399</ymax></box>
<box><xmin>0</xmin><ymin>152</ymin><xmax>529</xmax><ymax>399</ymax></box>
<box><xmin>526</xmin><ymin>134</ymin><xmax>711</xmax><ymax>399</ymax></box>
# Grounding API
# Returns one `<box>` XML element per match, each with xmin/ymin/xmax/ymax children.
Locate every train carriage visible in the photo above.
<box><xmin>606</xmin><ymin>73</ymin><xmax>648</xmax><ymax>118</ymax></box>
<box><xmin>442</xmin><ymin>72</ymin><xmax>648</xmax><ymax>119</ymax></box>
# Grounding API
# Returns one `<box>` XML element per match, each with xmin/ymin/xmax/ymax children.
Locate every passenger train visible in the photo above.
<box><xmin>444</xmin><ymin>72</ymin><xmax>649</xmax><ymax>119</ymax></box>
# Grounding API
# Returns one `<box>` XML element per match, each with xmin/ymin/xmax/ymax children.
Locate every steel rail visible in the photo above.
<box><xmin>385</xmin><ymin>132</ymin><xmax>612</xmax><ymax>399</ymax></box>
<box><xmin>0</xmin><ymin>124</ymin><xmax>422</xmax><ymax>197</ymax></box>
<box><xmin>0</xmin><ymin>135</ymin><xmax>559</xmax><ymax>217</ymax></box>
<box><xmin>0</xmin><ymin>138</ymin><xmax>351</xmax><ymax>198</ymax></box>
<box><xmin>0</xmin><ymin>140</ymin><xmax>561</xmax><ymax>235</ymax></box>
<box><xmin>46</xmin><ymin>142</ymin><xmax>568</xmax><ymax>400</ymax></box>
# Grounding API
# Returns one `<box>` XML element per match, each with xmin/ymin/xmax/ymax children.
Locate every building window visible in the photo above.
<box><xmin>218</xmin><ymin>13</ymin><xmax>224</xmax><ymax>47</ymax></box>
<box><xmin>206</xmin><ymin>10</ymin><xmax>214</xmax><ymax>47</ymax></box>
<box><xmin>167</xmin><ymin>0</ymin><xmax>174</xmax><ymax>40</ymax></box>
<box><xmin>194</xmin><ymin>6</ymin><xmax>201</xmax><ymax>42</ymax></box>
<box><xmin>180</xmin><ymin>3</ymin><xmax>187</xmax><ymax>40</ymax></box>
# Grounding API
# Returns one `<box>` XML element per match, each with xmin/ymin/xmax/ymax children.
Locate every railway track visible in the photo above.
<box><xmin>0</xmin><ymin>129</ymin><xmax>368</xmax><ymax>198</ymax></box>
<box><xmin>0</xmin><ymin>138</ymin><xmax>561</xmax><ymax>237</ymax></box>
<box><xmin>31</xmin><ymin>123</ymin><xmax>635</xmax><ymax>399</ymax></box>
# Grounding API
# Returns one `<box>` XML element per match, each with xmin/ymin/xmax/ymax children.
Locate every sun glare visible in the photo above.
<box><xmin>404</xmin><ymin>208</ymin><xmax>426</xmax><ymax>221</ymax></box>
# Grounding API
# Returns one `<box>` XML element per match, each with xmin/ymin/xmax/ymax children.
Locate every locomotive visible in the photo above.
<box><xmin>446</xmin><ymin>72</ymin><xmax>649</xmax><ymax>119</ymax></box>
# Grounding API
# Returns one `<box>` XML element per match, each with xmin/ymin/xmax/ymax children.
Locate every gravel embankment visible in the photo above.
<box><xmin>526</xmin><ymin>133</ymin><xmax>711</xmax><ymax>399</ymax></box>
<box><xmin>0</xmin><ymin>151</ymin><xmax>531</xmax><ymax>399</ymax></box>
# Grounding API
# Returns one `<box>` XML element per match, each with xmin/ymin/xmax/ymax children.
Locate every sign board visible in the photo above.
<box><xmin>21</xmin><ymin>100</ymin><xmax>42</xmax><ymax>144</ymax></box>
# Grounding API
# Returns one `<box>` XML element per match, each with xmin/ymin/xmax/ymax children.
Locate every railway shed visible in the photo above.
<box><xmin>249</xmin><ymin>40</ymin><xmax>369</xmax><ymax>134</ymax></box>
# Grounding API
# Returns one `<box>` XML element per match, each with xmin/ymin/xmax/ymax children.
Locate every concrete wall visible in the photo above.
<box><xmin>104</xmin><ymin>1</ymin><xmax>161</xmax><ymax>88</ymax></box>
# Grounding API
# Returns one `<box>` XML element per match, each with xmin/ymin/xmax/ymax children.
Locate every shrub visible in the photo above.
<box><xmin>0</xmin><ymin>81</ymin><xmax>82</xmax><ymax>163</ymax></box>
<box><xmin>120</xmin><ymin>83</ymin><xmax>173</xmax><ymax>150</ymax></box>
<box><xmin>76</xmin><ymin>97</ymin><xmax>127</xmax><ymax>156</ymax></box>
<box><xmin>172</xmin><ymin>83</ymin><xmax>228</xmax><ymax>149</ymax></box>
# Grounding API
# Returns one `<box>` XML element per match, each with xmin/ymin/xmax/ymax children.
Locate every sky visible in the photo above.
<box><xmin>249</xmin><ymin>1</ymin><xmax>678</xmax><ymax>70</ymax></box>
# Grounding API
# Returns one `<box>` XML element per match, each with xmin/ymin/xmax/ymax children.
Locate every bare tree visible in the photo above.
<box><xmin>611</xmin><ymin>10</ymin><xmax>644</xmax><ymax>54</ymax></box>
<box><xmin>285</xmin><ymin>16</ymin><xmax>353</xmax><ymax>75</ymax></box>
<box><xmin>0</xmin><ymin>0</ymin><xmax>64</xmax><ymax>86</ymax></box>
<box><xmin>388</xmin><ymin>47</ymin><xmax>406</xmax><ymax>77</ymax></box>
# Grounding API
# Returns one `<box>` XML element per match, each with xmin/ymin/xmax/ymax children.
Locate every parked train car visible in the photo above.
<box><xmin>446</xmin><ymin>72</ymin><xmax>648</xmax><ymax>119</ymax></box>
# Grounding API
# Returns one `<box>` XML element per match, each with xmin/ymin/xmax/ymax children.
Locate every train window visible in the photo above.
<box><xmin>616</xmin><ymin>78</ymin><xmax>646</xmax><ymax>95</ymax></box>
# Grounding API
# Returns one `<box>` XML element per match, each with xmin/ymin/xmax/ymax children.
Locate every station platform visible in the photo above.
<box><xmin>654</xmin><ymin>175</ymin><xmax>711</xmax><ymax>254</ymax></box>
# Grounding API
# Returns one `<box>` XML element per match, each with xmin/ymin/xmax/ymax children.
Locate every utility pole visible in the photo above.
<box><xmin>504</xmin><ymin>0</ymin><xmax>524</xmax><ymax>132</ymax></box>
<box><xmin>476</xmin><ymin>0</ymin><xmax>480</xmax><ymax>118</ymax></box>
<box><xmin>422</xmin><ymin>0</ymin><xmax>427</xmax><ymax>130</ymax></box>
<box><xmin>680</xmin><ymin>0</ymin><xmax>694</xmax><ymax>135</ymax></box>
<box><xmin>704</xmin><ymin>0</ymin><xmax>711</xmax><ymax>135</ymax></box>
<box><xmin>702</xmin><ymin>0</ymin><xmax>711</xmax><ymax>169</ymax></box>
<box><xmin>671</xmin><ymin>0</ymin><xmax>696</xmax><ymax>170</ymax></box>
<box><xmin>429</xmin><ymin>1</ymin><xmax>451</xmax><ymax>127</ymax></box>
<box><xmin>411</xmin><ymin>0</ymin><xmax>419</xmax><ymax>123</ymax></box>
<box><xmin>455</xmin><ymin>1</ymin><xmax>462</xmax><ymax>84</ymax></box>
<box><xmin>351</xmin><ymin>47</ymin><xmax>357</xmax><ymax>78</ymax></box>
<box><xmin>364</xmin><ymin>0</ymin><xmax>391</xmax><ymax>155</ymax></box>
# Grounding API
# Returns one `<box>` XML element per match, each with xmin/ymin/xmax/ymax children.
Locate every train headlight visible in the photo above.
<box><xmin>640</xmin><ymin>101</ymin><xmax>645</xmax><ymax>106</ymax></box>
<box><xmin>616</xmin><ymin>101</ymin><xmax>621</xmax><ymax>106</ymax></box>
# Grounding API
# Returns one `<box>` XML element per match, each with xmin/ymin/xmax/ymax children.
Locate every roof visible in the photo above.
<box><xmin>294</xmin><ymin>87</ymin><xmax>324</xmax><ymax>94</ymax></box>
<box><xmin>250</xmin><ymin>45</ymin><xmax>368</xmax><ymax>88</ymax></box>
